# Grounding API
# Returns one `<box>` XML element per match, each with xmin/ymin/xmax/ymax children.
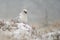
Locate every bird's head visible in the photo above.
<box><xmin>23</xmin><ymin>9</ymin><xmax>27</xmax><ymax>14</ymax></box>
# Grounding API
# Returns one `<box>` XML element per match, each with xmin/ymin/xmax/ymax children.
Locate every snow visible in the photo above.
<box><xmin>0</xmin><ymin>21</ymin><xmax>60</xmax><ymax>40</ymax></box>
<box><xmin>0</xmin><ymin>22</ymin><xmax>33</xmax><ymax>40</ymax></box>
<box><xmin>12</xmin><ymin>23</ymin><xmax>32</xmax><ymax>38</ymax></box>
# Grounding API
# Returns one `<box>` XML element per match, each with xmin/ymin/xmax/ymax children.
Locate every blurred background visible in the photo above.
<box><xmin>0</xmin><ymin>0</ymin><xmax>60</xmax><ymax>26</ymax></box>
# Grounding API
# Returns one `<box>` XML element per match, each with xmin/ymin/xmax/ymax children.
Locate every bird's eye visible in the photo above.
<box><xmin>24</xmin><ymin>11</ymin><xmax>27</xmax><ymax>14</ymax></box>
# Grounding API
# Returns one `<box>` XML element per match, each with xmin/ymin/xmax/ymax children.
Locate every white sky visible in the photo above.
<box><xmin>0</xmin><ymin>0</ymin><xmax>60</xmax><ymax>24</ymax></box>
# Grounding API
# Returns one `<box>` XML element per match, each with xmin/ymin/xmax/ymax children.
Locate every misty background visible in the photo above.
<box><xmin>0</xmin><ymin>0</ymin><xmax>60</xmax><ymax>24</ymax></box>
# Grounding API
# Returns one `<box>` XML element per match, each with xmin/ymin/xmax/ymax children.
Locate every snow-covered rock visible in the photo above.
<box><xmin>41</xmin><ymin>31</ymin><xmax>60</xmax><ymax>40</ymax></box>
<box><xmin>12</xmin><ymin>23</ymin><xmax>32</xmax><ymax>38</ymax></box>
<box><xmin>16</xmin><ymin>23</ymin><xmax>32</xmax><ymax>31</ymax></box>
<box><xmin>0</xmin><ymin>22</ymin><xmax>33</xmax><ymax>40</ymax></box>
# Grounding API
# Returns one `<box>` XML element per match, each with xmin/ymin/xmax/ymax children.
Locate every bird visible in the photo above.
<box><xmin>18</xmin><ymin>9</ymin><xmax>28</xmax><ymax>23</ymax></box>
<box><xmin>11</xmin><ymin>9</ymin><xmax>28</xmax><ymax>24</ymax></box>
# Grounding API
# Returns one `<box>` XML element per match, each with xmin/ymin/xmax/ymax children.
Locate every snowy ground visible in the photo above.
<box><xmin>0</xmin><ymin>20</ymin><xmax>60</xmax><ymax>40</ymax></box>
<box><xmin>0</xmin><ymin>20</ymin><xmax>40</xmax><ymax>40</ymax></box>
